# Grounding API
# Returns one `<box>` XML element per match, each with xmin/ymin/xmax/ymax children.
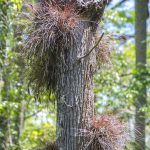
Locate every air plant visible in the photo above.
<box><xmin>23</xmin><ymin>1</ymin><xmax>81</xmax><ymax>95</ymax></box>
<box><xmin>76</xmin><ymin>114</ymin><xmax>130</xmax><ymax>150</ymax></box>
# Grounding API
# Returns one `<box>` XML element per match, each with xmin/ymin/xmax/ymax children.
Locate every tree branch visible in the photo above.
<box><xmin>25</xmin><ymin>110</ymin><xmax>42</xmax><ymax>120</ymax></box>
<box><xmin>111</xmin><ymin>0</ymin><xmax>127</xmax><ymax>9</ymax></box>
<box><xmin>77</xmin><ymin>33</ymin><xmax>104</xmax><ymax>60</ymax></box>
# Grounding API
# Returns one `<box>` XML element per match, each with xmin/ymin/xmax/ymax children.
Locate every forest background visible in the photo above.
<box><xmin>0</xmin><ymin>0</ymin><xmax>150</xmax><ymax>150</ymax></box>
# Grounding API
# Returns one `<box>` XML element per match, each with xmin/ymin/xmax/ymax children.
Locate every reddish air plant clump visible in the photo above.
<box><xmin>25</xmin><ymin>1</ymin><xmax>80</xmax><ymax>53</ymax></box>
<box><xmin>58</xmin><ymin>4</ymin><xmax>79</xmax><ymax>30</ymax></box>
<box><xmin>23</xmin><ymin>1</ymin><xmax>82</xmax><ymax>95</ymax></box>
<box><xmin>85</xmin><ymin>114</ymin><xmax>130</xmax><ymax>150</ymax></box>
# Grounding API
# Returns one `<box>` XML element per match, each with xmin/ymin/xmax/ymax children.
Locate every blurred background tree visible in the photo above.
<box><xmin>0</xmin><ymin>1</ymin><xmax>56</xmax><ymax>149</ymax></box>
<box><xmin>0</xmin><ymin>0</ymin><xmax>149</xmax><ymax>149</ymax></box>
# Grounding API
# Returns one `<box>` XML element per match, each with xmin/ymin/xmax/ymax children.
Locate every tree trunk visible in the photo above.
<box><xmin>56</xmin><ymin>26</ymin><xmax>97</xmax><ymax>150</ymax></box>
<box><xmin>135</xmin><ymin>0</ymin><xmax>148</xmax><ymax>149</ymax></box>
<box><xmin>25</xmin><ymin>0</ymin><xmax>106</xmax><ymax>149</ymax></box>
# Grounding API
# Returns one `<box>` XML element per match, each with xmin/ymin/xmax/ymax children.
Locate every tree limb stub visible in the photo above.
<box><xmin>77</xmin><ymin>32</ymin><xmax>104</xmax><ymax>60</ymax></box>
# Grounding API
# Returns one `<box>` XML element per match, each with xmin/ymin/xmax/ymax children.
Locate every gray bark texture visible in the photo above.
<box><xmin>55</xmin><ymin>0</ymin><xmax>106</xmax><ymax>148</ymax></box>
<box><xmin>56</xmin><ymin>26</ymin><xmax>96</xmax><ymax>150</ymax></box>
<box><xmin>135</xmin><ymin>0</ymin><xmax>148</xmax><ymax>149</ymax></box>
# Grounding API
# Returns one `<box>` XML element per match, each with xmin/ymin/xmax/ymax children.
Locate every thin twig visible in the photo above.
<box><xmin>77</xmin><ymin>32</ymin><xmax>104</xmax><ymax>60</ymax></box>
<box><xmin>111</xmin><ymin>0</ymin><xmax>127</xmax><ymax>9</ymax></box>
<box><xmin>25</xmin><ymin>110</ymin><xmax>42</xmax><ymax>120</ymax></box>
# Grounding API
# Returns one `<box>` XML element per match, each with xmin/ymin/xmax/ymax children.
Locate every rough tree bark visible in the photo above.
<box><xmin>57</xmin><ymin>28</ymin><xmax>96</xmax><ymax>150</ymax></box>
<box><xmin>135</xmin><ymin>0</ymin><xmax>148</xmax><ymax>149</ymax></box>
<box><xmin>56</xmin><ymin>1</ymin><xmax>106</xmax><ymax>150</ymax></box>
